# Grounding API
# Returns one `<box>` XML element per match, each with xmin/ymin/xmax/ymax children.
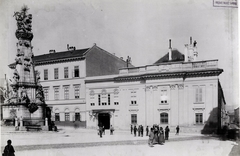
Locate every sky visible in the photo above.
<box><xmin>0</xmin><ymin>0</ymin><xmax>238</xmax><ymax>107</ymax></box>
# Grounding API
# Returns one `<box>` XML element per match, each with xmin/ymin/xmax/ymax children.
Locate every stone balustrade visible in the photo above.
<box><xmin>119</xmin><ymin>60</ymin><xmax>218</xmax><ymax>75</ymax></box>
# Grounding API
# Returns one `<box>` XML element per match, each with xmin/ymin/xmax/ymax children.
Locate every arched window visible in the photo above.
<box><xmin>65</xmin><ymin>108</ymin><xmax>70</xmax><ymax>121</ymax></box>
<box><xmin>160</xmin><ymin>113</ymin><xmax>168</xmax><ymax>124</ymax></box>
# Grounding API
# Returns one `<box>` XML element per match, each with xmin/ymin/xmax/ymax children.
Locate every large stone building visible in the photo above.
<box><xmin>85</xmin><ymin>39</ymin><xmax>227</xmax><ymax>133</ymax></box>
<box><xmin>9</xmin><ymin>44</ymin><xmax>133</xmax><ymax>123</ymax></box>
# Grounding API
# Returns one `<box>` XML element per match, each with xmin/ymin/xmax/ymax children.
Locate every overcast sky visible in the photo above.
<box><xmin>0</xmin><ymin>0</ymin><xmax>238</xmax><ymax>107</ymax></box>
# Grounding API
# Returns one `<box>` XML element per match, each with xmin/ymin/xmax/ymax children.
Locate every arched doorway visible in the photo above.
<box><xmin>98</xmin><ymin>113</ymin><xmax>110</xmax><ymax>129</ymax></box>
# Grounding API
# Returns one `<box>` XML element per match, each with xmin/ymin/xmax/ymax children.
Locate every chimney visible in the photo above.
<box><xmin>190</xmin><ymin>37</ymin><xmax>192</xmax><ymax>45</ymax></box>
<box><xmin>193</xmin><ymin>40</ymin><xmax>198</xmax><ymax>61</ymax></box>
<box><xmin>184</xmin><ymin>44</ymin><xmax>188</xmax><ymax>62</ymax></box>
<box><xmin>168</xmin><ymin>39</ymin><xmax>172</xmax><ymax>61</ymax></box>
<box><xmin>67</xmin><ymin>44</ymin><xmax>69</xmax><ymax>50</ymax></box>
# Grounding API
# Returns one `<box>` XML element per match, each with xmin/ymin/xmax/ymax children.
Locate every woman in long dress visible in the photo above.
<box><xmin>158</xmin><ymin>127</ymin><xmax>165</xmax><ymax>145</ymax></box>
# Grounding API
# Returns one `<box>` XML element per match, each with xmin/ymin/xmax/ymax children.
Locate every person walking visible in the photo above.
<box><xmin>3</xmin><ymin>140</ymin><xmax>15</xmax><ymax>156</ymax></box>
<box><xmin>134</xmin><ymin>125</ymin><xmax>137</xmax><ymax>137</ymax></box>
<box><xmin>146</xmin><ymin>126</ymin><xmax>149</xmax><ymax>136</ymax></box>
<box><xmin>110</xmin><ymin>125</ymin><xmax>114</xmax><ymax>135</ymax></box>
<box><xmin>176</xmin><ymin>125</ymin><xmax>180</xmax><ymax>135</ymax></box>
<box><xmin>148</xmin><ymin>128</ymin><xmax>154</xmax><ymax>147</ymax></box>
<box><xmin>165</xmin><ymin>126</ymin><xmax>170</xmax><ymax>140</ymax></box>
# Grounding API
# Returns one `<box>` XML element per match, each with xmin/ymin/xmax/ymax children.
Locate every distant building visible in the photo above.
<box><xmin>9</xmin><ymin>44</ymin><xmax>132</xmax><ymax>123</ymax></box>
<box><xmin>235</xmin><ymin>107</ymin><xmax>239</xmax><ymax>126</ymax></box>
<box><xmin>85</xmin><ymin>39</ymin><xmax>226</xmax><ymax>133</ymax></box>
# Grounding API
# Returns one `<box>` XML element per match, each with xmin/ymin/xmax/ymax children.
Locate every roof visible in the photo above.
<box><xmin>34</xmin><ymin>48</ymin><xmax>89</xmax><ymax>63</ymax></box>
<box><xmin>154</xmin><ymin>49</ymin><xmax>184</xmax><ymax>64</ymax></box>
<box><xmin>9</xmin><ymin>48</ymin><xmax>89</xmax><ymax>68</ymax></box>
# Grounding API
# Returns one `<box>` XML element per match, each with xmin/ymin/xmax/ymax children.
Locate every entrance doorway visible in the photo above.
<box><xmin>98</xmin><ymin>113</ymin><xmax>110</xmax><ymax>129</ymax></box>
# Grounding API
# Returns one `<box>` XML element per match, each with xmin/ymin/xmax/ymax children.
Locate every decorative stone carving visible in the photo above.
<box><xmin>170</xmin><ymin>85</ymin><xmax>176</xmax><ymax>90</ymax></box>
<box><xmin>101</xmin><ymin>89</ymin><xmax>107</xmax><ymax>95</ymax></box>
<box><xmin>113</xmin><ymin>88</ymin><xmax>119</xmax><ymax>94</ymax></box>
<box><xmin>89</xmin><ymin>90</ymin><xmax>95</xmax><ymax>96</ymax></box>
<box><xmin>178</xmin><ymin>84</ymin><xmax>184</xmax><ymax>90</ymax></box>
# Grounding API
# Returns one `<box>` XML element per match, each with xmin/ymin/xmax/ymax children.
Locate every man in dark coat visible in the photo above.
<box><xmin>134</xmin><ymin>125</ymin><xmax>137</xmax><ymax>137</ymax></box>
<box><xmin>165</xmin><ymin>126</ymin><xmax>170</xmax><ymax>140</ymax></box>
<box><xmin>146</xmin><ymin>126</ymin><xmax>149</xmax><ymax>136</ymax></box>
<box><xmin>3</xmin><ymin>140</ymin><xmax>15</xmax><ymax>156</ymax></box>
<box><xmin>131</xmin><ymin>125</ymin><xmax>133</xmax><ymax>134</ymax></box>
<box><xmin>176</xmin><ymin>125</ymin><xmax>180</xmax><ymax>135</ymax></box>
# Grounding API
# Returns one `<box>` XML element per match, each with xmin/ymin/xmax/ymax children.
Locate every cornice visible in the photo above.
<box><xmin>114</xmin><ymin>69</ymin><xmax>223</xmax><ymax>82</ymax></box>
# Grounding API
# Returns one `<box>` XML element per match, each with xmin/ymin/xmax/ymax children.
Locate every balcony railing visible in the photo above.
<box><xmin>119</xmin><ymin>60</ymin><xmax>218</xmax><ymax>75</ymax></box>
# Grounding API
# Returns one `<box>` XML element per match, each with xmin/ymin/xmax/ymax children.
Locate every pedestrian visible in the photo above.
<box><xmin>158</xmin><ymin>127</ymin><xmax>165</xmax><ymax>145</ymax></box>
<box><xmin>141</xmin><ymin>125</ymin><xmax>144</xmax><ymax>137</ymax></box>
<box><xmin>165</xmin><ymin>126</ymin><xmax>170</xmax><ymax>140</ymax></box>
<box><xmin>103</xmin><ymin>126</ymin><xmax>105</xmax><ymax>135</ymax></box>
<box><xmin>148</xmin><ymin>128</ymin><xmax>154</xmax><ymax>147</ymax></box>
<box><xmin>131</xmin><ymin>125</ymin><xmax>133</xmax><ymax>134</ymax></box>
<box><xmin>146</xmin><ymin>126</ymin><xmax>149</xmax><ymax>136</ymax></box>
<box><xmin>110</xmin><ymin>125</ymin><xmax>114</xmax><ymax>135</ymax></box>
<box><xmin>98</xmin><ymin>123</ymin><xmax>103</xmax><ymax>138</ymax></box>
<box><xmin>138</xmin><ymin>125</ymin><xmax>141</xmax><ymax>137</ymax></box>
<box><xmin>134</xmin><ymin>125</ymin><xmax>137</xmax><ymax>137</ymax></box>
<box><xmin>3</xmin><ymin>140</ymin><xmax>15</xmax><ymax>156</ymax></box>
<box><xmin>176</xmin><ymin>125</ymin><xmax>180</xmax><ymax>135</ymax></box>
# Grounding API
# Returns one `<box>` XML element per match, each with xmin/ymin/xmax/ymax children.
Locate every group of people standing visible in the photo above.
<box><xmin>131</xmin><ymin>125</ymin><xmax>145</xmax><ymax>137</ymax></box>
<box><xmin>98</xmin><ymin>123</ymin><xmax>114</xmax><ymax>138</ymax></box>
<box><xmin>131</xmin><ymin>124</ymin><xmax>180</xmax><ymax>147</ymax></box>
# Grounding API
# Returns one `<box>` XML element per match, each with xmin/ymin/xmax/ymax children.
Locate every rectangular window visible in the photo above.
<box><xmin>64</xmin><ymin>86</ymin><xmax>69</xmax><ymax>100</ymax></box>
<box><xmin>108</xmin><ymin>94</ymin><xmax>110</xmax><ymax>105</ymax></box>
<box><xmin>98</xmin><ymin>94</ymin><xmax>101</xmax><ymax>105</ymax></box>
<box><xmin>65</xmin><ymin>113</ymin><xmax>70</xmax><ymax>121</ymax></box>
<box><xmin>43</xmin><ymin>88</ymin><xmax>49</xmax><ymax>100</ymax></box>
<box><xmin>54</xmin><ymin>68</ymin><xmax>58</xmax><ymax>79</ymax></box>
<box><xmin>55</xmin><ymin>113</ymin><xmax>60</xmax><ymax>121</ymax></box>
<box><xmin>75</xmin><ymin>113</ymin><xmax>80</xmax><ymax>121</ymax></box>
<box><xmin>195</xmin><ymin>87</ymin><xmax>203</xmax><ymax>103</ymax></box>
<box><xmin>64</xmin><ymin>67</ymin><xmax>68</xmax><ymax>78</ymax></box>
<box><xmin>74</xmin><ymin>85</ymin><xmax>80</xmax><ymax>99</ymax></box>
<box><xmin>74</xmin><ymin>66</ymin><xmax>79</xmax><ymax>77</ymax></box>
<box><xmin>131</xmin><ymin>101</ymin><xmax>137</xmax><ymax>105</ymax></box>
<box><xmin>160</xmin><ymin>113</ymin><xmax>168</xmax><ymax>124</ymax></box>
<box><xmin>160</xmin><ymin>89</ymin><xmax>168</xmax><ymax>104</ymax></box>
<box><xmin>195</xmin><ymin>113</ymin><xmax>203</xmax><ymax>124</ymax></box>
<box><xmin>131</xmin><ymin>114</ymin><xmax>137</xmax><ymax>124</ymax></box>
<box><xmin>44</xmin><ymin>69</ymin><xmax>48</xmax><ymax>80</ymax></box>
<box><xmin>54</xmin><ymin>87</ymin><xmax>59</xmax><ymax>100</ymax></box>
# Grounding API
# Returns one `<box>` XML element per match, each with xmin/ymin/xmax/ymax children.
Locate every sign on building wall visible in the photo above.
<box><xmin>213</xmin><ymin>0</ymin><xmax>238</xmax><ymax>7</ymax></box>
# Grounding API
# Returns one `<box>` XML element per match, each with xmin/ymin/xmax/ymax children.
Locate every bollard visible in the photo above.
<box><xmin>15</xmin><ymin>118</ymin><xmax>18</xmax><ymax>127</ymax></box>
<box><xmin>45</xmin><ymin>118</ymin><xmax>48</xmax><ymax>126</ymax></box>
<box><xmin>20</xmin><ymin>117</ymin><xmax>23</xmax><ymax>127</ymax></box>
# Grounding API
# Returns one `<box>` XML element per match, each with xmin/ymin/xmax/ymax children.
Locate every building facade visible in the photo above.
<box><xmin>85</xmin><ymin>40</ymin><xmax>226</xmax><ymax>133</ymax></box>
<box><xmin>9</xmin><ymin>44</ymin><xmax>132</xmax><ymax>123</ymax></box>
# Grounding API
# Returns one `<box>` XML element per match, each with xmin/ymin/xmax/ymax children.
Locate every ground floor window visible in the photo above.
<box><xmin>55</xmin><ymin>113</ymin><xmax>60</xmax><ymax>121</ymax></box>
<box><xmin>160</xmin><ymin>113</ymin><xmax>168</xmax><ymax>124</ymax></box>
<box><xmin>75</xmin><ymin>113</ymin><xmax>80</xmax><ymax>121</ymax></box>
<box><xmin>131</xmin><ymin>114</ymin><xmax>137</xmax><ymax>125</ymax></box>
<box><xmin>65</xmin><ymin>113</ymin><xmax>70</xmax><ymax>121</ymax></box>
<box><xmin>195</xmin><ymin>113</ymin><xmax>203</xmax><ymax>124</ymax></box>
